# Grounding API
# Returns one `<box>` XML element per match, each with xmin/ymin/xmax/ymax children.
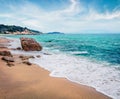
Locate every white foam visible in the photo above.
<box><xmin>29</xmin><ymin>52</ymin><xmax>120</xmax><ymax>99</ymax></box>
<box><xmin>70</xmin><ymin>51</ymin><xmax>88</xmax><ymax>54</ymax></box>
<box><xmin>7</xmin><ymin>37</ymin><xmax>22</xmax><ymax>49</ymax></box>
<box><xmin>7</xmin><ymin>37</ymin><xmax>120</xmax><ymax>99</ymax></box>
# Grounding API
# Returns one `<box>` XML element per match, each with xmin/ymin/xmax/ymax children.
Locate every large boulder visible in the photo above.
<box><xmin>20</xmin><ymin>38</ymin><xmax>42</xmax><ymax>51</ymax></box>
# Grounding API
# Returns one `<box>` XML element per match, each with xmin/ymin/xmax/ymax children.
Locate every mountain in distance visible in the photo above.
<box><xmin>47</xmin><ymin>32</ymin><xmax>64</xmax><ymax>34</ymax></box>
<box><xmin>0</xmin><ymin>24</ymin><xmax>43</xmax><ymax>35</ymax></box>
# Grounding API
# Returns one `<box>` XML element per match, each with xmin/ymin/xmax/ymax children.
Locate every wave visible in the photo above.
<box><xmin>28</xmin><ymin>52</ymin><xmax>120</xmax><ymax>99</ymax></box>
<box><xmin>70</xmin><ymin>51</ymin><xmax>88</xmax><ymax>55</ymax></box>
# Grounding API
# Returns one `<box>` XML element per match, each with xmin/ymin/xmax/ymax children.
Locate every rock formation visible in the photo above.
<box><xmin>20</xmin><ymin>37</ymin><xmax>42</xmax><ymax>51</ymax></box>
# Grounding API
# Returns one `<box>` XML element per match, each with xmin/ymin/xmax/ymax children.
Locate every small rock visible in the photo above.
<box><xmin>0</xmin><ymin>51</ymin><xmax>12</xmax><ymax>56</ymax></box>
<box><xmin>11</xmin><ymin>48</ymin><xmax>16</xmax><ymax>50</ymax></box>
<box><xmin>2</xmin><ymin>56</ymin><xmax>14</xmax><ymax>62</ymax></box>
<box><xmin>23</xmin><ymin>61</ymin><xmax>32</xmax><ymax>65</ymax></box>
<box><xmin>43</xmin><ymin>53</ymin><xmax>51</xmax><ymax>55</ymax></box>
<box><xmin>19</xmin><ymin>55</ymin><xmax>24</xmax><ymax>58</ymax></box>
<box><xmin>36</xmin><ymin>55</ymin><xmax>41</xmax><ymax>58</ymax></box>
<box><xmin>19</xmin><ymin>55</ymin><xmax>29</xmax><ymax>60</ymax></box>
<box><xmin>29</xmin><ymin>56</ymin><xmax>35</xmax><ymax>58</ymax></box>
<box><xmin>16</xmin><ymin>47</ymin><xmax>21</xmax><ymax>50</ymax></box>
<box><xmin>7</xmin><ymin>62</ymin><xmax>14</xmax><ymax>67</ymax></box>
<box><xmin>19</xmin><ymin>55</ymin><xmax>34</xmax><ymax>60</ymax></box>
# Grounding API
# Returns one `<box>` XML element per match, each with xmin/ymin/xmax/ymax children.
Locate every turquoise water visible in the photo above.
<box><xmin>7</xmin><ymin>34</ymin><xmax>120</xmax><ymax>65</ymax></box>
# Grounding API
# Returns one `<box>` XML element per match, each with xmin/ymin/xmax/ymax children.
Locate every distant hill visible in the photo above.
<box><xmin>47</xmin><ymin>32</ymin><xmax>64</xmax><ymax>34</ymax></box>
<box><xmin>0</xmin><ymin>24</ymin><xmax>42</xmax><ymax>35</ymax></box>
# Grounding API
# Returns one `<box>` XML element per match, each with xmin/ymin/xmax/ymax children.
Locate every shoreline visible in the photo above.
<box><xmin>0</xmin><ymin>37</ymin><xmax>111</xmax><ymax>99</ymax></box>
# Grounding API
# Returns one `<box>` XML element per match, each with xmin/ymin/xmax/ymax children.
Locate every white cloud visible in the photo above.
<box><xmin>0</xmin><ymin>0</ymin><xmax>120</xmax><ymax>33</ymax></box>
<box><xmin>58</xmin><ymin>0</ymin><xmax>81</xmax><ymax>16</ymax></box>
<box><xmin>85</xmin><ymin>9</ymin><xmax>120</xmax><ymax>20</ymax></box>
<box><xmin>0</xmin><ymin>13</ymin><xmax>13</xmax><ymax>18</ymax></box>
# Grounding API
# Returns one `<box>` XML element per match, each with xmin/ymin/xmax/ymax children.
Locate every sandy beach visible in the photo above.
<box><xmin>0</xmin><ymin>37</ymin><xmax>111</xmax><ymax>99</ymax></box>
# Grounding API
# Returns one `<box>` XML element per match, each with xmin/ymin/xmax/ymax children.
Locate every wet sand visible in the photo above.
<box><xmin>0</xmin><ymin>37</ymin><xmax>111</xmax><ymax>99</ymax></box>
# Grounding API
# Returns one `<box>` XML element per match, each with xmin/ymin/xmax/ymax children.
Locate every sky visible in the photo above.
<box><xmin>0</xmin><ymin>0</ymin><xmax>120</xmax><ymax>33</ymax></box>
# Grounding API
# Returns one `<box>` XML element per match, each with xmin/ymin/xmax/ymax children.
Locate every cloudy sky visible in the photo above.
<box><xmin>0</xmin><ymin>0</ymin><xmax>120</xmax><ymax>33</ymax></box>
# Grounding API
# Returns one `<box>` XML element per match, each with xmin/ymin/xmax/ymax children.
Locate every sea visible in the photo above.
<box><xmin>4</xmin><ymin>34</ymin><xmax>120</xmax><ymax>99</ymax></box>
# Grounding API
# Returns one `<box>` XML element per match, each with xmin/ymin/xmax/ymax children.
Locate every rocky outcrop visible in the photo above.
<box><xmin>36</xmin><ymin>55</ymin><xmax>41</xmax><ymax>58</ymax></box>
<box><xmin>0</xmin><ymin>51</ymin><xmax>12</xmax><ymax>56</ymax></box>
<box><xmin>20</xmin><ymin>38</ymin><xmax>42</xmax><ymax>51</ymax></box>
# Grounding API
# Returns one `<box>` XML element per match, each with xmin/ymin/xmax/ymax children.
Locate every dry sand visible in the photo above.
<box><xmin>0</xmin><ymin>37</ymin><xmax>111</xmax><ymax>99</ymax></box>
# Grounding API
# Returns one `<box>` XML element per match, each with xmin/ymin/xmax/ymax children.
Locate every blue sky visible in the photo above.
<box><xmin>0</xmin><ymin>0</ymin><xmax>120</xmax><ymax>33</ymax></box>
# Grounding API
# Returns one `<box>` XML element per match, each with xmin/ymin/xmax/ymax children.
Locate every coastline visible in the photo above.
<box><xmin>0</xmin><ymin>37</ymin><xmax>111</xmax><ymax>99</ymax></box>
